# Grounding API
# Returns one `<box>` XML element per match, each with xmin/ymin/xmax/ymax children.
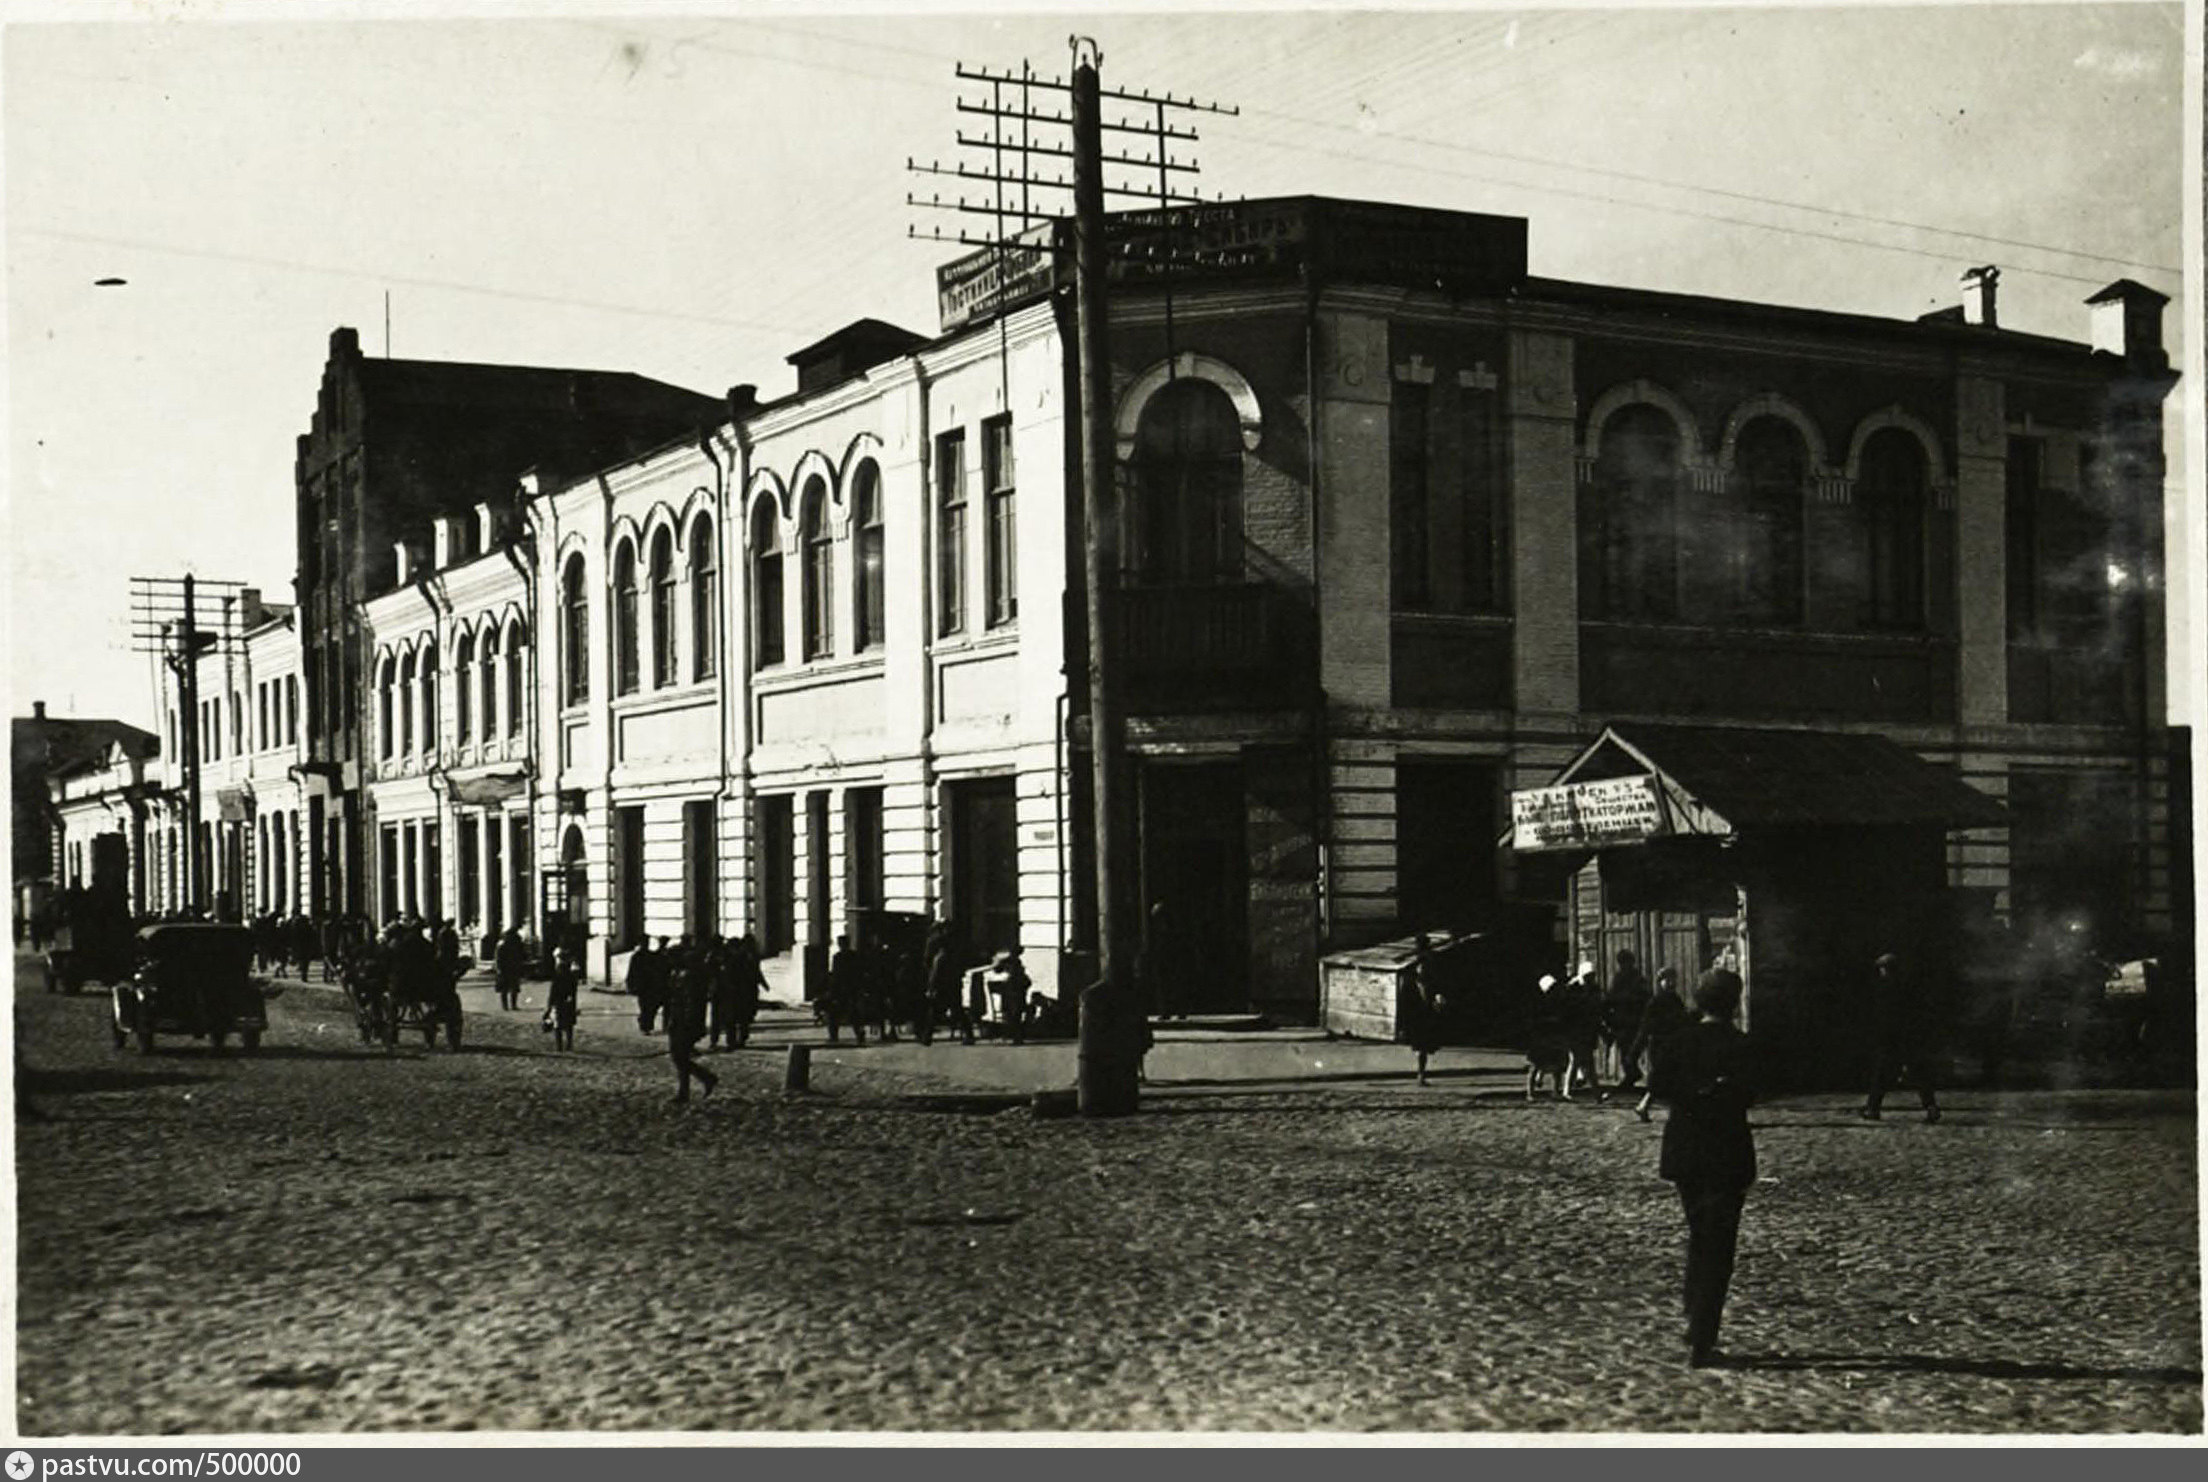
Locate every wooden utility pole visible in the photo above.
<box><xmin>131</xmin><ymin>572</ymin><xmax>243</xmax><ymax>916</ymax></box>
<box><xmin>910</xmin><ymin>37</ymin><xmax>1235</xmax><ymax>1116</ymax></box>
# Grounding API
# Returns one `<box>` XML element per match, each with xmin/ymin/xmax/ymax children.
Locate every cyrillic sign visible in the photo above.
<box><xmin>1511</xmin><ymin>774</ymin><xmax>1667</xmax><ymax>851</ymax></box>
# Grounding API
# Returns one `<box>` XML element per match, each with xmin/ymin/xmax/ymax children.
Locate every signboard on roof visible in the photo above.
<box><xmin>936</xmin><ymin>224</ymin><xmax>1061</xmax><ymax>333</ymax></box>
<box><xmin>1510</xmin><ymin>774</ymin><xmax>1668</xmax><ymax>852</ymax></box>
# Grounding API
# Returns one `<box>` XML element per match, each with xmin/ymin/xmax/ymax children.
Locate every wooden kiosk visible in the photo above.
<box><xmin>1508</xmin><ymin>724</ymin><xmax>2006</xmax><ymax>1085</ymax></box>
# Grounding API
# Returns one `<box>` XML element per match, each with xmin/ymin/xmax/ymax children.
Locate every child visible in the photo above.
<box><xmin>1525</xmin><ymin>974</ymin><xmax>1571</xmax><ymax>1102</ymax></box>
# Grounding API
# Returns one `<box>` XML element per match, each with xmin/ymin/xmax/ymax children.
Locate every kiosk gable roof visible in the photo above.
<box><xmin>1577</xmin><ymin>724</ymin><xmax>2006</xmax><ymax>831</ymax></box>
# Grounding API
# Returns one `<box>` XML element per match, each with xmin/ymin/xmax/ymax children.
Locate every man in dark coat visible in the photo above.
<box><xmin>711</xmin><ymin>935</ymin><xmax>766</xmax><ymax>1049</ymax></box>
<box><xmin>664</xmin><ymin>948</ymin><xmax>717</xmax><ymax>1103</ymax></box>
<box><xmin>1861</xmin><ymin>950</ymin><xmax>1942</xmax><ymax>1123</ymax></box>
<box><xmin>1631</xmin><ymin>965</ymin><xmax>1691</xmax><ymax>1122</ymax></box>
<box><xmin>926</xmin><ymin>922</ymin><xmax>974</xmax><ymax>1046</ymax></box>
<box><xmin>545</xmin><ymin>944</ymin><xmax>581</xmax><ymax>1052</ymax></box>
<box><xmin>627</xmin><ymin>938</ymin><xmax>666</xmax><ymax>1035</ymax></box>
<box><xmin>1650</xmin><ymin>966</ymin><xmax>1758</xmax><ymax>1368</ymax></box>
<box><xmin>1602</xmin><ymin>950</ymin><xmax>1653</xmax><ymax>1095</ymax></box>
<box><xmin>494</xmin><ymin>929</ymin><xmax>528</xmax><ymax>1011</ymax></box>
<box><xmin>826</xmin><ymin>935</ymin><xmax>866</xmax><ymax>1046</ymax></box>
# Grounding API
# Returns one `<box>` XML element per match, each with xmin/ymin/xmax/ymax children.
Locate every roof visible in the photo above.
<box><xmin>1564</xmin><ymin>723</ymin><xmax>2007</xmax><ymax>832</ymax></box>
<box><xmin>13</xmin><ymin>716</ymin><xmax>159</xmax><ymax>779</ymax></box>
<box><xmin>785</xmin><ymin>318</ymin><xmax>929</xmax><ymax>367</ymax></box>
<box><xmin>358</xmin><ymin>357</ymin><xmax>722</xmax><ymax>421</ymax></box>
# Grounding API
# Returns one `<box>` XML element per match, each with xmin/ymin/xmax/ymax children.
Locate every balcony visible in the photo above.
<box><xmin>1114</xmin><ymin>581</ymin><xmax>1316</xmax><ymax>714</ymax></box>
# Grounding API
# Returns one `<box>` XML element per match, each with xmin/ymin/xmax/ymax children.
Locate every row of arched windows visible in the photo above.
<box><xmin>1580</xmin><ymin>400</ymin><xmax>1941</xmax><ymax>632</ymax></box>
<box><xmin>377</xmin><ymin>618</ymin><xmax>527</xmax><ymax>763</ymax></box>
<box><xmin>746</xmin><ymin>464</ymin><xmax>887</xmax><ymax>671</ymax></box>
<box><xmin>562</xmin><ymin>512</ymin><xmax>719</xmax><ymax>708</ymax></box>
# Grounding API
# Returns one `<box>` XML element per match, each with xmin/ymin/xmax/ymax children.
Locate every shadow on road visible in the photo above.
<box><xmin>20</xmin><ymin>1065</ymin><xmax>213</xmax><ymax>1095</ymax></box>
<box><xmin>1729</xmin><ymin>1353</ymin><xmax>2202</xmax><ymax>1384</ymax></box>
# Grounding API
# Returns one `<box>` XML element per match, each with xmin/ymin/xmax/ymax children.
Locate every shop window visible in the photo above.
<box><xmin>1131</xmin><ymin>378</ymin><xmax>1243</xmax><ymax>583</ymax></box>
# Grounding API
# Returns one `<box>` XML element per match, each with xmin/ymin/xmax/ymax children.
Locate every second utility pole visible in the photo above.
<box><xmin>1071</xmin><ymin>36</ymin><xmax>1139</xmax><ymax>1117</ymax></box>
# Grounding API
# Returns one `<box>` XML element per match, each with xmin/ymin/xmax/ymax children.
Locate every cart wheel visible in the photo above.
<box><xmin>241</xmin><ymin>1029</ymin><xmax>262</xmax><ymax>1054</ymax></box>
<box><xmin>135</xmin><ymin>1022</ymin><xmax>155</xmax><ymax>1054</ymax></box>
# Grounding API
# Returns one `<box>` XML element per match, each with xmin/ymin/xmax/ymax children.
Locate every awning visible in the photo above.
<box><xmin>1508</xmin><ymin>722</ymin><xmax>2007</xmax><ymax>853</ymax></box>
<box><xmin>448</xmin><ymin>769</ymin><xmax>528</xmax><ymax>807</ymax></box>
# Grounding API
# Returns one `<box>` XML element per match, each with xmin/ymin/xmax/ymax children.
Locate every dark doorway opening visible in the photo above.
<box><xmin>1396</xmin><ymin>758</ymin><xmax>1499</xmax><ymax>932</ymax></box>
<box><xmin>946</xmin><ymin>775</ymin><xmax>1019</xmax><ymax>959</ymax></box>
<box><xmin>614</xmin><ymin>806</ymin><xmax>645</xmax><ymax>949</ymax></box>
<box><xmin>757</xmin><ymin>794</ymin><xmax>795</xmax><ymax>956</ymax></box>
<box><xmin>1140</xmin><ymin>759</ymin><xmax>1248</xmax><ymax>1013</ymax></box>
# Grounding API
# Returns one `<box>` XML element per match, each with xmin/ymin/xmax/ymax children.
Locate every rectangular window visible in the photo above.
<box><xmin>683</xmin><ymin>798</ymin><xmax>717</xmax><ymax>940</ymax></box>
<box><xmin>1459</xmin><ymin>390</ymin><xmax>1504</xmax><ymax>614</ymax></box>
<box><xmin>257</xmin><ymin>684</ymin><xmax>269</xmax><ymax>751</ymax></box>
<box><xmin>984</xmin><ymin>416</ymin><xmax>1017</xmax><ymax>628</ymax></box>
<box><xmin>1390</xmin><ymin>383</ymin><xmax>1432</xmax><ymax>611</ymax></box>
<box><xmin>457</xmin><ymin>818</ymin><xmax>480</xmax><ymax>929</ymax></box>
<box><xmin>936</xmin><ymin>428</ymin><xmax>967</xmax><ymax>636</ymax></box>
<box><xmin>844</xmin><ymin>786</ymin><xmax>885</xmax><ymax>943</ymax></box>
<box><xmin>286</xmin><ymin>675</ymin><xmax>298</xmax><ymax>746</ymax></box>
<box><xmin>2005</xmin><ymin>437</ymin><xmax>2041</xmax><ymax>640</ymax></box>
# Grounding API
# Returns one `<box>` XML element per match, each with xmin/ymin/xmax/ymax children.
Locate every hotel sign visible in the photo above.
<box><xmin>936</xmin><ymin>225</ymin><xmax>1061</xmax><ymax>333</ymax></box>
<box><xmin>1511</xmin><ymin>775</ymin><xmax>1667</xmax><ymax>852</ymax></box>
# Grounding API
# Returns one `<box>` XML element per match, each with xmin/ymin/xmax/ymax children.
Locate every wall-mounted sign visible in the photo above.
<box><xmin>1510</xmin><ymin>774</ymin><xmax>1667</xmax><ymax>852</ymax></box>
<box><xmin>936</xmin><ymin>225</ymin><xmax>1061</xmax><ymax>333</ymax></box>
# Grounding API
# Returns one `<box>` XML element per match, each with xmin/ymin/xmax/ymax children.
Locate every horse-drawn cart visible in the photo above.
<box><xmin>342</xmin><ymin>939</ymin><xmax>468</xmax><ymax>1050</ymax></box>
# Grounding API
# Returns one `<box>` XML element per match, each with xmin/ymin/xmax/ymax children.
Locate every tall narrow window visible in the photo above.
<box><xmin>454</xmin><ymin>631</ymin><xmax>475</xmax><ymax>744</ymax></box>
<box><xmin>258</xmin><ymin>684</ymin><xmax>269</xmax><ymax>751</ymax></box>
<box><xmin>1857</xmin><ymin>429</ymin><xmax>1928</xmax><ymax>630</ymax></box>
<box><xmin>1391</xmin><ymin>383</ymin><xmax>1432</xmax><ymax>610</ymax></box>
<box><xmin>1583</xmin><ymin>405</ymin><xmax>1681</xmax><ymax>622</ymax></box>
<box><xmin>479</xmin><ymin>627</ymin><xmax>500</xmax><ymax>738</ymax></box>
<box><xmin>561</xmin><ymin>555</ymin><xmax>589</xmax><ymax>707</ymax></box>
<box><xmin>612</xmin><ymin>539</ymin><xmax>640</xmax><ymax>696</ymax></box>
<box><xmin>420</xmin><ymin>641</ymin><xmax>439</xmax><ymax>753</ymax></box>
<box><xmin>752</xmin><ymin>499</ymin><xmax>785</xmax><ymax>668</ymax></box>
<box><xmin>399</xmin><ymin>652</ymin><xmax>416</xmax><ymax>757</ymax></box>
<box><xmin>852</xmin><ymin>462</ymin><xmax>885</xmax><ymax>652</ymax></box>
<box><xmin>286</xmin><ymin>675</ymin><xmax>298</xmax><ymax>745</ymax></box>
<box><xmin>2005</xmin><ymin>437</ymin><xmax>2043</xmax><ymax>640</ymax></box>
<box><xmin>936</xmin><ymin>429</ymin><xmax>967</xmax><ymax>634</ymax></box>
<box><xmin>506</xmin><ymin>621</ymin><xmax>526</xmax><ymax>737</ymax></box>
<box><xmin>650</xmin><ymin>528</ymin><xmax>677</xmax><ymax>687</ymax></box>
<box><xmin>1132</xmin><ymin>379</ymin><xmax>1244</xmax><ymax>582</ymax></box>
<box><xmin>801</xmin><ymin>477</ymin><xmax>835</xmax><ymax>660</ymax></box>
<box><xmin>1459</xmin><ymin>388</ymin><xmax>1504</xmax><ymax>614</ymax></box>
<box><xmin>689</xmin><ymin>513</ymin><xmax>718</xmax><ymax>681</ymax></box>
<box><xmin>1724</xmin><ymin>418</ymin><xmax>1805</xmax><ymax>626</ymax></box>
<box><xmin>377</xmin><ymin>657</ymin><xmax>394</xmax><ymax>759</ymax></box>
<box><xmin>231</xmin><ymin>692</ymin><xmax>243</xmax><ymax>754</ymax></box>
<box><xmin>984</xmin><ymin>416</ymin><xmax>1018</xmax><ymax>627</ymax></box>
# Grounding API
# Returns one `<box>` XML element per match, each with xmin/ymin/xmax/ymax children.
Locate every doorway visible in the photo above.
<box><xmin>945</xmin><ymin>775</ymin><xmax>1019</xmax><ymax>959</ymax></box>
<box><xmin>1140</xmin><ymin>760</ymin><xmax>1249</xmax><ymax>1012</ymax></box>
<box><xmin>757</xmin><ymin>794</ymin><xmax>795</xmax><ymax>956</ymax></box>
<box><xmin>614</xmin><ymin>806</ymin><xmax>645</xmax><ymax>949</ymax></box>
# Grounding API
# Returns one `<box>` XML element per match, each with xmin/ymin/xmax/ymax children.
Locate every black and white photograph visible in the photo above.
<box><xmin>6</xmin><ymin>0</ymin><xmax>2200</xmax><ymax>1440</ymax></box>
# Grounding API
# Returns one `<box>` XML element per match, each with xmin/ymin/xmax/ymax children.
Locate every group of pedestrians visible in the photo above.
<box><xmin>247</xmin><ymin>912</ymin><xmax>371</xmax><ymax>983</ymax></box>
<box><xmin>622</xmin><ymin>934</ymin><xmax>772</xmax><ymax>1100</ymax></box>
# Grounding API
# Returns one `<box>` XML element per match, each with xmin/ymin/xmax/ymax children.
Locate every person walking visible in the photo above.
<box><xmin>926</xmin><ymin>921</ymin><xmax>974</xmax><ymax>1046</ymax></box>
<box><xmin>545</xmin><ymin>944</ymin><xmax>580</xmax><ymax>1052</ymax></box>
<box><xmin>1632</xmin><ymin>965</ymin><xmax>1692</xmax><ymax>1122</ymax></box>
<box><xmin>713</xmin><ymin>935</ymin><xmax>766</xmax><ymax>1049</ymax></box>
<box><xmin>1524</xmin><ymin>973</ymin><xmax>1571</xmax><ymax>1101</ymax></box>
<box><xmin>1602</xmin><ymin>949</ymin><xmax>1653</xmax><ymax>1098</ymax></box>
<box><xmin>989</xmin><ymin>948</ymin><xmax>1034</xmax><ymax>1046</ymax></box>
<box><xmin>627</xmin><ymin>937</ymin><xmax>665</xmax><ymax>1035</ymax></box>
<box><xmin>1650</xmin><ymin>966</ymin><xmax>1759</xmax><ymax>1369</ymax></box>
<box><xmin>1861</xmin><ymin>950</ymin><xmax>1942</xmax><ymax>1124</ymax></box>
<box><xmin>1560</xmin><ymin>960</ymin><xmax>1604</xmax><ymax>1100</ymax></box>
<box><xmin>826</xmin><ymin>935</ymin><xmax>865</xmax><ymax>1046</ymax></box>
<box><xmin>494</xmin><ymin>928</ymin><xmax>527</xmax><ymax>1011</ymax></box>
<box><xmin>664</xmin><ymin>947</ymin><xmax>717</xmax><ymax>1103</ymax></box>
<box><xmin>1402</xmin><ymin>934</ymin><xmax>1447</xmax><ymax>1085</ymax></box>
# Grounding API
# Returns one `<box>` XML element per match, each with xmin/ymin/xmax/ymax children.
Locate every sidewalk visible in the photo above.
<box><xmin>274</xmin><ymin>962</ymin><xmax>1530</xmax><ymax>1097</ymax></box>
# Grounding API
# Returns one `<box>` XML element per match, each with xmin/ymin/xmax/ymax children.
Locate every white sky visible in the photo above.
<box><xmin>3</xmin><ymin>0</ymin><xmax>2192</xmax><ymax>730</ymax></box>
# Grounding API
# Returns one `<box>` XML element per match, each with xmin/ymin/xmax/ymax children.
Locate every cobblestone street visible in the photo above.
<box><xmin>13</xmin><ymin>958</ymin><xmax>2200</xmax><ymax>1436</ymax></box>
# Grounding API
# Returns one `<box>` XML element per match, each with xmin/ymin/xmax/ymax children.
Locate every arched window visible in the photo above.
<box><xmin>560</xmin><ymin>556</ymin><xmax>588</xmax><ymax>707</ymax></box>
<box><xmin>479</xmin><ymin>627</ymin><xmax>500</xmax><ymax>738</ymax></box>
<box><xmin>801</xmin><ymin>477</ymin><xmax>835</xmax><ymax>659</ymax></box>
<box><xmin>506</xmin><ymin>621</ymin><xmax>527</xmax><ymax>737</ymax></box>
<box><xmin>1857</xmin><ymin>429</ymin><xmax>1928</xmax><ymax>630</ymax></box>
<box><xmin>561</xmin><ymin>823</ymin><xmax>589</xmax><ymax>943</ymax></box>
<box><xmin>454</xmin><ymin>631</ymin><xmax>475</xmax><ymax>744</ymax></box>
<box><xmin>1131</xmin><ymin>378</ymin><xmax>1243</xmax><ymax>583</ymax></box>
<box><xmin>689</xmin><ymin>513</ymin><xmax>718</xmax><ymax>681</ymax></box>
<box><xmin>420</xmin><ymin>640</ymin><xmax>439</xmax><ymax>752</ymax></box>
<box><xmin>378</xmin><ymin>655</ymin><xmax>395</xmax><ymax>759</ymax></box>
<box><xmin>1582</xmin><ymin>405</ymin><xmax>1682</xmax><ymax>622</ymax></box>
<box><xmin>1722</xmin><ymin>417</ymin><xmax>1806</xmax><ymax>626</ymax></box>
<box><xmin>851</xmin><ymin>462</ymin><xmax>884</xmax><ymax>652</ymax></box>
<box><xmin>612</xmin><ymin>539</ymin><xmax>640</xmax><ymax>697</ymax></box>
<box><xmin>398</xmin><ymin>651</ymin><xmax>417</xmax><ymax>757</ymax></box>
<box><xmin>650</xmin><ymin>528</ymin><xmax>677</xmax><ymax>687</ymax></box>
<box><xmin>752</xmin><ymin>499</ymin><xmax>785</xmax><ymax>668</ymax></box>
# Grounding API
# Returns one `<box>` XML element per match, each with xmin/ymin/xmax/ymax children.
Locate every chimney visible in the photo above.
<box><xmin>1961</xmin><ymin>265</ymin><xmax>1999</xmax><ymax>328</ymax></box>
<box><xmin>34</xmin><ymin>700</ymin><xmax>46</xmax><ymax>721</ymax></box>
<box><xmin>331</xmin><ymin>326</ymin><xmax>361</xmax><ymax>360</ymax></box>
<box><xmin>2086</xmin><ymin>279</ymin><xmax>2169</xmax><ymax>366</ymax></box>
<box><xmin>394</xmin><ymin>539</ymin><xmax>417</xmax><ymax>586</ymax></box>
<box><xmin>240</xmin><ymin>587</ymin><xmax>264</xmax><ymax>629</ymax></box>
<box><xmin>475</xmin><ymin>500</ymin><xmax>503</xmax><ymax>551</ymax></box>
<box><xmin>728</xmin><ymin>384</ymin><xmax>759</xmax><ymax>422</ymax></box>
<box><xmin>433</xmin><ymin>514</ymin><xmax>470</xmax><ymax>569</ymax></box>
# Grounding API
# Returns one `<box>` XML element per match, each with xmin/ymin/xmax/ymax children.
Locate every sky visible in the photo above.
<box><xmin>3</xmin><ymin>0</ymin><xmax>2192</xmax><ymax>732</ymax></box>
